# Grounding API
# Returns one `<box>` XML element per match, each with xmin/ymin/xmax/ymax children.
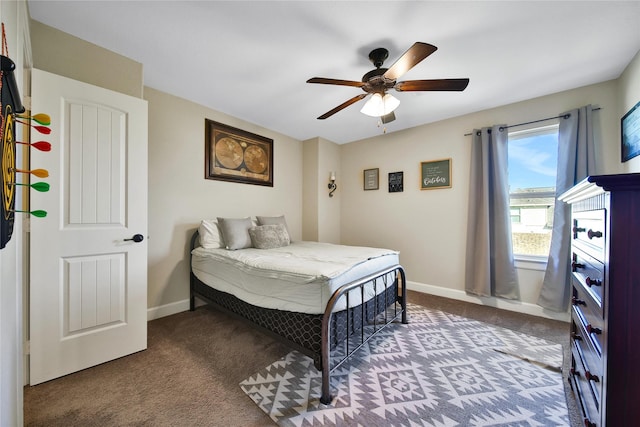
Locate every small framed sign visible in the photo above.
<box><xmin>420</xmin><ymin>158</ymin><xmax>451</xmax><ymax>190</ymax></box>
<box><xmin>388</xmin><ymin>171</ymin><xmax>403</xmax><ymax>193</ymax></box>
<box><xmin>363</xmin><ymin>168</ymin><xmax>379</xmax><ymax>190</ymax></box>
<box><xmin>622</xmin><ymin>100</ymin><xmax>640</xmax><ymax>162</ymax></box>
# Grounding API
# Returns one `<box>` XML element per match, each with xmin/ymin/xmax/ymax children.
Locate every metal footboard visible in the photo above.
<box><xmin>320</xmin><ymin>265</ymin><xmax>407</xmax><ymax>404</ymax></box>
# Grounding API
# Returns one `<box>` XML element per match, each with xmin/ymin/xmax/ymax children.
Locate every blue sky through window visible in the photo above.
<box><xmin>508</xmin><ymin>132</ymin><xmax>558</xmax><ymax>191</ymax></box>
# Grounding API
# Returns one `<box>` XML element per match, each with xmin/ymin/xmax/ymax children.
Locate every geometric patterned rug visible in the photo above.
<box><xmin>240</xmin><ymin>304</ymin><xmax>570</xmax><ymax>426</ymax></box>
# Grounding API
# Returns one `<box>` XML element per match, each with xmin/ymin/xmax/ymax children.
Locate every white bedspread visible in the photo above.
<box><xmin>191</xmin><ymin>241</ymin><xmax>400</xmax><ymax>314</ymax></box>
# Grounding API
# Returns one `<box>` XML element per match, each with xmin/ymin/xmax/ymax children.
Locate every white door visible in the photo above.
<box><xmin>29</xmin><ymin>69</ymin><xmax>148</xmax><ymax>384</ymax></box>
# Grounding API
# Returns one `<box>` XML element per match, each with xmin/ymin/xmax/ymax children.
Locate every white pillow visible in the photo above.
<box><xmin>199</xmin><ymin>219</ymin><xmax>224</xmax><ymax>249</ymax></box>
<box><xmin>217</xmin><ymin>217</ymin><xmax>254</xmax><ymax>250</ymax></box>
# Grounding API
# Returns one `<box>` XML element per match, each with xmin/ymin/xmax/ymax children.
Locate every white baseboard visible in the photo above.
<box><xmin>147</xmin><ymin>299</ymin><xmax>190</xmax><ymax>321</ymax></box>
<box><xmin>407</xmin><ymin>281</ymin><xmax>570</xmax><ymax>322</ymax></box>
<box><xmin>147</xmin><ymin>284</ymin><xmax>570</xmax><ymax>323</ymax></box>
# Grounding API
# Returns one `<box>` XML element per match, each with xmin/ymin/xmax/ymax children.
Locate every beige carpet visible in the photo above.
<box><xmin>24</xmin><ymin>291</ymin><xmax>580</xmax><ymax>426</ymax></box>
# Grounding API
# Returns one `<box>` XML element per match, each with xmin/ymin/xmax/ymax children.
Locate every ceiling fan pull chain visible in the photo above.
<box><xmin>377</xmin><ymin>119</ymin><xmax>387</xmax><ymax>134</ymax></box>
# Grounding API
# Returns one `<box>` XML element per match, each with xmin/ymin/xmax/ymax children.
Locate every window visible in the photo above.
<box><xmin>508</xmin><ymin>124</ymin><xmax>559</xmax><ymax>258</ymax></box>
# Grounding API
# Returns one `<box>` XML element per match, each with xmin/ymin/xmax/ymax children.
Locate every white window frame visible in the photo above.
<box><xmin>508</xmin><ymin>123</ymin><xmax>559</xmax><ymax>271</ymax></box>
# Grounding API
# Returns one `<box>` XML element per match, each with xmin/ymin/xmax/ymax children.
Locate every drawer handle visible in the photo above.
<box><xmin>587</xmin><ymin>229</ymin><xmax>602</xmax><ymax>239</ymax></box>
<box><xmin>572</xmin><ymin>261</ymin><xmax>585</xmax><ymax>272</ymax></box>
<box><xmin>585</xmin><ymin>277</ymin><xmax>602</xmax><ymax>287</ymax></box>
<box><xmin>586</xmin><ymin>324</ymin><xmax>602</xmax><ymax>335</ymax></box>
<box><xmin>571</xmin><ymin>332</ymin><xmax>582</xmax><ymax>341</ymax></box>
<box><xmin>585</xmin><ymin>371</ymin><xmax>600</xmax><ymax>383</ymax></box>
<box><xmin>572</xmin><ymin>297</ymin><xmax>587</xmax><ymax>306</ymax></box>
<box><xmin>584</xmin><ymin>419</ymin><xmax>597</xmax><ymax>427</ymax></box>
<box><xmin>570</xmin><ymin>367</ymin><xmax>579</xmax><ymax>377</ymax></box>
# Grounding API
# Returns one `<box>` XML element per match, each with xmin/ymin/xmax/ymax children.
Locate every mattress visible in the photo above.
<box><xmin>191</xmin><ymin>241</ymin><xmax>400</xmax><ymax>314</ymax></box>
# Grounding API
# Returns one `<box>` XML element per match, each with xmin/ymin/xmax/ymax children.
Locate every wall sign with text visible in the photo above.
<box><xmin>388</xmin><ymin>171</ymin><xmax>403</xmax><ymax>193</ymax></box>
<box><xmin>420</xmin><ymin>158</ymin><xmax>451</xmax><ymax>190</ymax></box>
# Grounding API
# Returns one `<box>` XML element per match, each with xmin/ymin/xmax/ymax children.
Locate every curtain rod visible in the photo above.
<box><xmin>464</xmin><ymin>107</ymin><xmax>601</xmax><ymax>136</ymax></box>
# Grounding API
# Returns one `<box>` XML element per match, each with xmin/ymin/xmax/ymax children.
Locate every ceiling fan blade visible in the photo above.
<box><xmin>307</xmin><ymin>77</ymin><xmax>364</xmax><ymax>87</ymax></box>
<box><xmin>395</xmin><ymin>78</ymin><xmax>470</xmax><ymax>92</ymax></box>
<box><xmin>383</xmin><ymin>42</ymin><xmax>438</xmax><ymax>81</ymax></box>
<box><xmin>317</xmin><ymin>94</ymin><xmax>367</xmax><ymax>120</ymax></box>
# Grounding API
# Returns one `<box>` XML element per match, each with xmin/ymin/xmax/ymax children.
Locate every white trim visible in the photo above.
<box><xmin>514</xmin><ymin>256</ymin><xmax>547</xmax><ymax>271</ymax></box>
<box><xmin>407</xmin><ymin>281</ymin><xmax>570</xmax><ymax>322</ymax></box>
<box><xmin>147</xmin><ymin>299</ymin><xmax>190</xmax><ymax>321</ymax></box>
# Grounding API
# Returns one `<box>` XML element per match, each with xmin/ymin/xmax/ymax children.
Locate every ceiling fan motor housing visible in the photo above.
<box><xmin>362</xmin><ymin>68</ymin><xmax>395</xmax><ymax>94</ymax></box>
<box><xmin>363</xmin><ymin>48</ymin><xmax>395</xmax><ymax>94</ymax></box>
<box><xmin>368</xmin><ymin>47</ymin><xmax>389</xmax><ymax>68</ymax></box>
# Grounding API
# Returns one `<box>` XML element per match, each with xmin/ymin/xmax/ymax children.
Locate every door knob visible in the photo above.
<box><xmin>124</xmin><ymin>234</ymin><xmax>144</xmax><ymax>243</ymax></box>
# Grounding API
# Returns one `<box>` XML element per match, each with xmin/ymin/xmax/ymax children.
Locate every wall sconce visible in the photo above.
<box><xmin>328</xmin><ymin>171</ymin><xmax>337</xmax><ymax>197</ymax></box>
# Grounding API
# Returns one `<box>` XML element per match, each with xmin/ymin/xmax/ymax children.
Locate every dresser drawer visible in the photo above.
<box><xmin>571</xmin><ymin>313</ymin><xmax>603</xmax><ymax>411</ymax></box>
<box><xmin>571</xmin><ymin>249</ymin><xmax>605</xmax><ymax>310</ymax></box>
<box><xmin>571</xmin><ymin>285</ymin><xmax>604</xmax><ymax>355</ymax></box>
<box><xmin>570</xmin><ymin>344</ymin><xmax>601</xmax><ymax>427</ymax></box>
<box><xmin>572</xmin><ymin>210</ymin><xmax>605</xmax><ymax>262</ymax></box>
<box><xmin>571</xmin><ymin>307</ymin><xmax>603</xmax><ymax>376</ymax></box>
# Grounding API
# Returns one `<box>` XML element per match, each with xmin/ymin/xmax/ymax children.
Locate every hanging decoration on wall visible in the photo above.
<box><xmin>0</xmin><ymin>23</ymin><xmax>50</xmax><ymax>249</ymax></box>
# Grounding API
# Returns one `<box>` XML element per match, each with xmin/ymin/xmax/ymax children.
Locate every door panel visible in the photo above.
<box><xmin>29</xmin><ymin>69</ymin><xmax>148</xmax><ymax>385</ymax></box>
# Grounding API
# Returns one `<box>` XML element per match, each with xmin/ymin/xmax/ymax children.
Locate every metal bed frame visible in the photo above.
<box><xmin>189</xmin><ymin>230</ymin><xmax>407</xmax><ymax>404</ymax></box>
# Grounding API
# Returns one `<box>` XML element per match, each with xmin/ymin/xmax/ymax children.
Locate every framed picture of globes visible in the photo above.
<box><xmin>205</xmin><ymin>119</ymin><xmax>273</xmax><ymax>187</ymax></box>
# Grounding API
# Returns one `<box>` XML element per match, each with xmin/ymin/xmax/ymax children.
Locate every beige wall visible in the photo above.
<box><xmin>302</xmin><ymin>138</ymin><xmax>319</xmax><ymax>240</ymax></box>
<box><xmin>30</xmin><ymin>20</ymin><xmax>143</xmax><ymax>98</ymax></box>
<box><xmin>145</xmin><ymin>87</ymin><xmax>303</xmax><ymax>312</ymax></box>
<box><xmin>339</xmin><ymin>80</ymin><xmax>624</xmax><ymax>319</ymax></box>
<box><xmin>302</xmin><ymin>137</ymin><xmax>341</xmax><ymax>243</ymax></box>
<box><xmin>317</xmin><ymin>138</ymin><xmax>341</xmax><ymax>243</ymax></box>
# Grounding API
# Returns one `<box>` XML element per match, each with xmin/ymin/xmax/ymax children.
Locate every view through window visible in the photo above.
<box><xmin>508</xmin><ymin>124</ymin><xmax>559</xmax><ymax>257</ymax></box>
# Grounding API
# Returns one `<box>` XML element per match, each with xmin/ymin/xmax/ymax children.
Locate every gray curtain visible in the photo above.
<box><xmin>538</xmin><ymin>105</ymin><xmax>596</xmax><ymax>311</ymax></box>
<box><xmin>465</xmin><ymin>125</ymin><xmax>520</xmax><ymax>299</ymax></box>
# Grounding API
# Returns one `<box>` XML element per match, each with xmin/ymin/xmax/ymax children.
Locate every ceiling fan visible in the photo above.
<box><xmin>307</xmin><ymin>42</ymin><xmax>469</xmax><ymax>123</ymax></box>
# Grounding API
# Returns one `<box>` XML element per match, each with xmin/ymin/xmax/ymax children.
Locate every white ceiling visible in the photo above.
<box><xmin>27</xmin><ymin>1</ymin><xmax>640</xmax><ymax>144</ymax></box>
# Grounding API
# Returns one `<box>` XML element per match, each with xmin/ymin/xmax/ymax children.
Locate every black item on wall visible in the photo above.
<box><xmin>1</xmin><ymin>54</ymin><xmax>25</xmax><ymax>249</ymax></box>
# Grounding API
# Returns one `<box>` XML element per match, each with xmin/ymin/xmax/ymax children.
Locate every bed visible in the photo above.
<box><xmin>189</xmin><ymin>216</ymin><xmax>407</xmax><ymax>404</ymax></box>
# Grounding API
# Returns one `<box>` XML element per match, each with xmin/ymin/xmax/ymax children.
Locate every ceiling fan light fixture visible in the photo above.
<box><xmin>360</xmin><ymin>93</ymin><xmax>400</xmax><ymax>117</ymax></box>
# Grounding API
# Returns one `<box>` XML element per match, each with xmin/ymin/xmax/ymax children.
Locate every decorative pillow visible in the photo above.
<box><xmin>248</xmin><ymin>224</ymin><xmax>290</xmax><ymax>249</ymax></box>
<box><xmin>198</xmin><ymin>219</ymin><xmax>224</xmax><ymax>249</ymax></box>
<box><xmin>217</xmin><ymin>217</ymin><xmax>253</xmax><ymax>250</ymax></box>
<box><xmin>256</xmin><ymin>215</ymin><xmax>291</xmax><ymax>241</ymax></box>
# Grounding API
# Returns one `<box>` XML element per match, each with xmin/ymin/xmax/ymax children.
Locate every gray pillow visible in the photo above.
<box><xmin>248</xmin><ymin>224</ymin><xmax>290</xmax><ymax>249</ymax></box>
<box><xmin>217</xmin><ymin>217</ymin><xmax>253</xmax><ymax>250</ymax></box>
<box><xmin>256</xmin><ymin>215</ymin><xmax>291</xmax><ymax>241</ymax></box>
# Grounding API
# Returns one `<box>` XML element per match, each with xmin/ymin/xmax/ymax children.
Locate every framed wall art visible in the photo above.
<box><xmin>622</xmin><ymin>100</ymin><xmax>640</xmax><ymax>162</ymax></box>
<box><xmin>363</xmin><ymin>168</ymin><xmax>379</xmax><ymax>190</ymax></box>
<box><xmin>388</xmin><ymin>171</ymin><xmax>403</xmax><ymax>193</ymax></box>
<box><xmin>420</xmin><ymin>158</ymin><xmax>451</xmax><ymax>190</ymax></box>
<box><xmin>205</xmin><ymin>119</ymin><xmax>273</xmax><ymax>186</ymax></box>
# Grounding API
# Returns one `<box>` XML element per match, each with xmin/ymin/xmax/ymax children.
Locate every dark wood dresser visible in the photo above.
<box><xmin>559</xmin><ymin>173</ymin><xmax>640</xmax><ymax>427</ymax></box>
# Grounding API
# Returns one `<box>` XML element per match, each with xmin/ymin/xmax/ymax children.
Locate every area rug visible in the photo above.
<box><xmin>240</xmin><ymin>304</ymin><xmax>570</xmax><ymax>426</ymax></box>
